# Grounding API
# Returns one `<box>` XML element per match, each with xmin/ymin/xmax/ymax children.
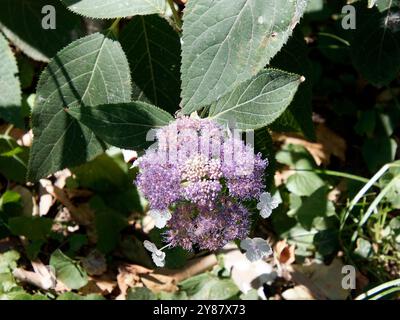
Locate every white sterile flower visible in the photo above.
<box><xmin>240</xmin><ymin>237</ymin><xmax>272</xmax><ymax>262</ymax></box>
<box><xmin>256</xmin><ymin>192</ymin><xmax>280</xmax><ymax>219</ymax></box>
<box><xmin>149</xmin><ymin>209</ymin><xmax>172</xmax><ymax>229</ymax></box>
<box><xmin>143</xmin><ymin>240</ymin><xmax>166</xmax><ymax>267</ymax></box>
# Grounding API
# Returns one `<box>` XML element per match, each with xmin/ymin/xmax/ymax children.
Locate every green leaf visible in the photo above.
<box><xmin>314</xmin><ymin>229</ymin><xmax>339</xmax><ymax>256</ymax></box>
<box><xmin>379</xmin><ymin>162</ymin><xmax>400</xmax><ymax>209</ymax></box>
<box><xmin>67</xmin><ymin>102</ymin><xmax>173</xmax><ymax>150</ymax></box>
<box><xmin>294</xmin><ymin>186</ymin><xmax>334</xmax><ymax>230</ymax></box>
<box><xmin>72</xmin><ymin>153</ymin><xmax>133</xmax><ymax>193</ymax></box>
<box><xmin>276</xmin><ymin>144</ymin><xmax>318</xmax><ymax>170</ymax></box>
<box><xmin>350</xmin><ymin>5</ymin><xmax>400</xmax><ymax>86</ymax></box>
<box><xmin>90</xmin><ymin>196</ymin><xmax>127</xmax><ymax>254</ymax></box>
<box><xmin>362</xmin><ymin>137</ymin><xmax>398</xmax><ymax>172</ymax></box>
<box><xmin>127</xmin><ymin>287</ymin><xmax>157</xmax><ymax>300</ymax></box>
<box><xmin>119</xmin><ymin>236</ymin><xmax>154</xmax><ymax>268</ymax></box>
<box><xmin>0</xmin><ymin>136</ymin><xmax>29</xmax><ymax>183</ymax></box>
<box><xmin>0</xmin><ymin>250</ymin><xmax>20</xmax><ymax>273</ymax></box>
<box><xmin>0</xmin><ymin>34</ymin><xmax>22</xmax><ymax>127</ymax></box>
<box><xmin>375</xmin><ymin>0</ymin><xmax>400</xmax><ymax>11</ymax></box>
<box><xmin>270</xmin><ymin>28</ymin><xmax>315</xmax><ymax>139</ymax></box>
<box><xmin>120</xmin><ymin>15</ymin><xmax>181</xmax><ymax>114</ymax></box>
<box><xmin>28</xmin><ymin>32</ymin><xmax>132</xmax><ymax>181</ymax></box>
<box><xmin>158</xmin><ymin>291</ymin><xmax>188</xmax><ymax>300</ymax></box>
<box><xmin>180</xmin><ymin>273</ymin><xmax>239</xmax><ymax>300</ymax></box>
<box><xmin>57</xmin><ymin>292</ymin><xmax>104</xmax><ymax>300</ymax></box>
<box><xmin>0</xmin><ymin>291</ymin><xmax>49</xmax><ymax>300</ymax></box>
<box><xmin>8</xmin><ymin>217</ymin><xmax>53</xmax><ymax>241</ymax></box>
<box><xmin>72</xmin><ymin>152</ymin><xmax>143</xmax><ymax>213</ymax></box>
<box><xmin>276</xmin><ymin>144</ymin><xmax>325</xmax><ymax>196</ymax></box>
<box><xmin>0</xmin><ymin>191</ymin><xmax>21</xmax><ymax>210</ymax></box>
<box><xmin>61</xmin><ymin>0</ymin><xmax>165</xmax><ymax>18</ymax></box>
<box><xmin>208</xmin><ymin>69</ymin><xmax>302</xmax><ymax>130</ymax></box>
<box><xmin>181</xmin><ymin>0</ymin><xmax>308</xmax><ymax>113</ymax></box>
<box><xmin>355</xmin><ymin>110</ymin><xmax>376</xmax><ymax>136</ymax></box>
<box><xmin>17</xmin><ymin>56</ymin><xmax>35</xmax><ymax>90</ymax></box>
<box><xmin>0</xmin><ymin>0</ymin><xmax>83</xmax><ymax>62</ymax></box>
<box><xmin>286</xmin><ymin>172</ymin><xmax>325</xmax><ymax>197</ymax></box>
<box><xmin>50</xmin><ymin>249</ymin><xmax>88</xmax><ymax>290</ymax></box>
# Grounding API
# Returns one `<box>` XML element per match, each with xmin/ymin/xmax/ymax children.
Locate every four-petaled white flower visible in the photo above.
<box><xmin>240</xmin><ymin>237</ymin><xmax>272</xmax><ymax>262</ymax></box>
<box><xmin>143</xmin><ymin>240</ymin><xmax>166</xmax><ymax>267</ymax></box>
<box><xmin>149</xmin><ymin>209</ymin><xmax>172</xmax><ymax>229</ymax></box>
<box><xmin>256</xmin><ymin>192</ymin><xmax>280</xmax><ymax>219</ymax></box>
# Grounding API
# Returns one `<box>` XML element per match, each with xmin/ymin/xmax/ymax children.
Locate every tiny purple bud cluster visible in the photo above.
<box><xmin>136</xmin><ymin>116</ymin><xmax>268</xmax><ymax>251</ymax></box>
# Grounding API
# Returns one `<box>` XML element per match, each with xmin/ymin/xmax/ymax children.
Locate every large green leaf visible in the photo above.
<box><xmin>350</xmin><ymin>5</ymin><xmax>400</xmax><ymax>86</ymax></box>
<box><xmin>181</xmin><ymin>0</ymin><xmax>308</xmax><ymax>113</ymax></box>
<box><xmin>28</xmin><ymin>32</ymin><xmax>132</xmax><ymax>181</ymax></box>
<box><xmin>0</xmin><ymin>34</ymin><xmax>22</xmax><ymax>127</ymax></box>
<box><xmin>67</xmin><ymin>102</ymin><xmax>173</xmax><ymax>150</ymax></box>
<box><xmin>0</xmin><ymin>0</ymin><xmax>83</xmax><ymax>62</ymax></box>
<box><xmin>61</xmin><ymin>0</ymin><xmax>165</xmax><ymax>18</ymax></box>
<box><xmin>50</xmin><ymin>249</ymin><xmax>88</xmax><ymax>290</ymax></box>
<box><xmin>208</xmin><ymin>69</ymin><xmax>302</xmax><ymax>130</ymax></box>
<box><xmin>120</xmin><ymin>15</ymin><xmax>181</xmax><ymax>114</ymax></box>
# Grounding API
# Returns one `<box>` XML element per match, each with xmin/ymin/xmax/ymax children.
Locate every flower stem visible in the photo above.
<box><xmin>109</xmin><ymin>18</ymin><xmax>121</xmax><ymax>38</ymax></box>
<box><xmin>290</xmin><ymin>168</ymin><xmax>373</xmax><ymax>185</ymax></box>
<box><xmin>167</xmin><ymin>0</ymin><xmax>182</xmax><ymax>29</ymax></box>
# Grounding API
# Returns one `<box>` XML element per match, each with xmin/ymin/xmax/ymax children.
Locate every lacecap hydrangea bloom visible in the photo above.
<box><xmin>136</xmin><ymin>115</ymin><xmax>278</xmax><ymax>263</ymax></box>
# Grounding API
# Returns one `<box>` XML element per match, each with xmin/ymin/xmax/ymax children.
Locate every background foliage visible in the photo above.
<box><xmin>0</xmin><ymin>0</ymin><xmax>399</xmax><ymax>300</ymax></box>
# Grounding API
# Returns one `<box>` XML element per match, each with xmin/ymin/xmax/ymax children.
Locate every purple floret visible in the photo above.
<box><xmin>164</xmin><ymin>201</ymin><xmax>250</xmax><ymax>251</ymax></box>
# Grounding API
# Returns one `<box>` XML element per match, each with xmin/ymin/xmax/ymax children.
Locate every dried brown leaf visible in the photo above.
<box><xmin>275</xmin><ymin>240</ymin><xmax>296</xmax><ymax>265</ymax></box>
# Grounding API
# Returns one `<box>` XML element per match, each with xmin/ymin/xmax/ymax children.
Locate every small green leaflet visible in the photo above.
<box><xmin>120</xmin><ymin>15</ymin><xmax>181</xmax><ymax>114</ymax></box>
<box><xmin>0</xmin><ymin>34</ymin><xmax>22</xmax><ymax>127</ymax></box>
<box><xmin>208</xmin><ymin>69</ymin><xmax>303</xmax><ymax>130</ymax></box>
<box><xmin>61</xmin><ymin>0</ymin><xmax>165</xmax><ymax>19</ymax></box>
<box><xmin>0</xmin><ymin>0</ymin><xmax>83</xmax><ymax>62</ymax></box>
<box><xmin>50</xmin><ymin>250</ymin><xmax>88</xmax><ymax>290</ymax></box>
<box><xmin>67</xmin><ymin>102</ymin><xmax>173</xmax><ymax>150</ymax></box>
<box><xmin>28</xmin><ymin>33</ymin><xmax>132</xmax><ymax>181</ymax></box>
<box><xmin>181</xmin><ymin>0</ymin><xmax>309</xmax><ymax>114</ymax></box>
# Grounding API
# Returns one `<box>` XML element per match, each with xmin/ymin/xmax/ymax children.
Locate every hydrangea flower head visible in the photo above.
<box><xmin>136</xmin><ymin>116</ymin><xmax>272</xmax><ymax>255</ymax></box>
